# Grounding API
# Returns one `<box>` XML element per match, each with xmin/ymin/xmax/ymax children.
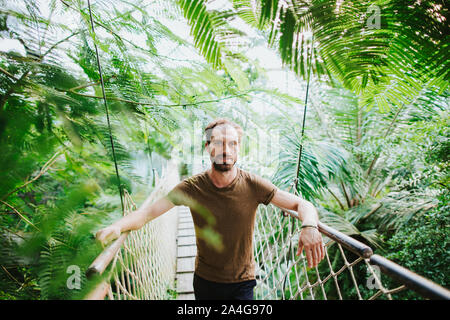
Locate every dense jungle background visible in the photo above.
<box><xmin>0</xmin><ymin>0</ymin><xmax>448</xmax><ymax>299</ymax></box>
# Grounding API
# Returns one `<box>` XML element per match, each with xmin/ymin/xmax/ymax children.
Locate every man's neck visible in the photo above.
<box><xmin>207</xmin><ymin>165</ymin><xmax>238</xmax><ymax>188</ymax></box>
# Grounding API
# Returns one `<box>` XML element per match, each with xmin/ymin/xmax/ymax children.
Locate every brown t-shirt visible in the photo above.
<box><xmin>167</xmin><ymin>167</ymin><xmax>277</xmax><ymax>283</ymax></box>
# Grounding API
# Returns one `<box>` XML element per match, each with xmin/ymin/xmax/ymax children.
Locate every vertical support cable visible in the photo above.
<box><xmin>294</xmin><ymin>34</ymin><xmax>314</xmax><ymax>194</ymax></box>
<box><xmin>86</xmin><ymin>0</ymin><xmax>124</xmax><ymax>214</ymax></box>
<box><xmin>282</xmin><ymin>34</ymin><xmax>315</xmax><ymax>300</ymax></box>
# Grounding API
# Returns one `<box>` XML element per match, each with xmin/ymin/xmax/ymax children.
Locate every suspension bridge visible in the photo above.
<box><xmin>81</xmin><ymin>2</ymin><xmax>449</xmax><ymax>301</ymax></box>
<box><xmin>84</xmin><ymin>159</ymin><xmax>450</xmax><ymax>300</ymax></box>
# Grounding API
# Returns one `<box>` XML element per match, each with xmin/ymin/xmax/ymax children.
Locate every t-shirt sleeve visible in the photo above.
<box><xmin>252</xmin><ymin>174</ymin><xmax>277</xmax><ymax>205</ymax></box>
<box><xmin>166</xmin><ymin>179</ymin><xmax>193</xmax><ymax>206</ymax></box>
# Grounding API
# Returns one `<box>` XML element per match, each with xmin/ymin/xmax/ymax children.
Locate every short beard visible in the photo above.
<box><xmin>212</xmin><ymin>161</ymin><xmax>235</xmax><ymax>172</ymax></box>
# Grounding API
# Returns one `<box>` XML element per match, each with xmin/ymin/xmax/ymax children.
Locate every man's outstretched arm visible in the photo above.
<box><xmin>95</xmin><ymin>196</ymin><xmax>175</xmax><ymax>245</ymax></box>
<box><xmin>270</xmin><ymin>188</ymin><xmax>325</xmax><ymax>268</ymax></box>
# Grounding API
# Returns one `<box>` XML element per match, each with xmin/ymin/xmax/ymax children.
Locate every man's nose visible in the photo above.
<box><xmin>223</xmin><ymin>144</ymin><xmax>234</xmax><ymax>156</ymax></box>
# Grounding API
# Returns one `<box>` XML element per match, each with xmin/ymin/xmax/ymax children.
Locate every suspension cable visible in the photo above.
<box><xmin>294</xmin><ymin>34</ymin><xmax>314</xmax><ymax>194</ymax></box>
<box><xmin>282</xmin><ymin>34</ymin><xmax>315</xmax><ymax>300</ymax></box>
<box><xmin>86</xmin><ymin>0</ymin><xmax>124</xmax><ymax>214</ymax></box>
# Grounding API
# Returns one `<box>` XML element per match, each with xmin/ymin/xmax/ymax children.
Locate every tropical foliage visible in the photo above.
<box><xmin>0</xmin><ymin>0</ymin><xmax>448</xmax><ymax>299</ymax></box>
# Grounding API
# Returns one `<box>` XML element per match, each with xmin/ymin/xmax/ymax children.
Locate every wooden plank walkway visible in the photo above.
<box><xmin>176</xmin><ymin>205</ymin><xmax>197</xmax><ymax>300</ymax></box>
<box><xmin>175</xmin><ymin>161</ymin><xmax>204</xmax><ymax>300</ymax></box>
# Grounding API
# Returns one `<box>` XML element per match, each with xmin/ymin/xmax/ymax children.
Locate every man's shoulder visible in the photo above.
<box><xmin>239</xmin><ymin>168</ymin><xmax>255</xmax><ymax>180</ymax></box>
<box><xmin>181</xmin><ymin>171</ymin><xmax>208</xmax><ymax>186</ymax></box>
<box><xmin>240</xmin><ymin>168</ymin><xmax>277</xmax><ymax>189</ymax></box>
<box><xmin>168</xmin><ymin>172</ymin><xmax>207</xmax><ymax>201</ymax></box>
<box><xmin>238</xmin><ymin>168</ymin><xmax>266</xmax><ymax>185</ymax></box>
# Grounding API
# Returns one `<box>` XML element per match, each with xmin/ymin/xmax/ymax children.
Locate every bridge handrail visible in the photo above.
<box><xmin>283</xmin><ymin>208</ymin><xmax>450</xmax><ymax>300</ymax></box>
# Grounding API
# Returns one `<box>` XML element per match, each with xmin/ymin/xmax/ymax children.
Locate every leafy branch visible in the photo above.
<box><xmin>1</xmin><ymin>151</ymin><xmax>64</xmax><ymax>202</ymax></box>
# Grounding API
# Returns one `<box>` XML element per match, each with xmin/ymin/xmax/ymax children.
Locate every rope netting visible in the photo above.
<box><xmin>254</xmin><ymin>201</ymin><xmax>411</xmax><ymax>300</ymax></box>
<box><xmin>86</xmin><ymin>160</ymin><xmax>179</xmax><ymax>300</ymax></box>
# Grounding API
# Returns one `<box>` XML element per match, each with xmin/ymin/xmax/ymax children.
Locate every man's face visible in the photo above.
<box><xmin>206</xmin><ymin>125</ymin><xmax>240</xmax><ymax>172</ymax></box>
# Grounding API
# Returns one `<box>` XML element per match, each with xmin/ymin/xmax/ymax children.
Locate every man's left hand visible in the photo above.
<box><xmin>297</xmin><ymin>226</ymin><xmax>325</xmax><ymax>268</ymax></box>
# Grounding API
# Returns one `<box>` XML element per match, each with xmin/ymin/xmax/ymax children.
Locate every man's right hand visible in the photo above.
<box><xmin>94</xmin><ymin>197</ymin><xmax>175</xmax><ymax>246</ymax></box>
<box><xmin>95</xmin><ymin>225</ymin><xmax>121</xmax><ymax>246</ymax></box>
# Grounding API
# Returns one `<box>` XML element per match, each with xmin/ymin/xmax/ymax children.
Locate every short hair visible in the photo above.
<box><xmin>204</xmin><ymin>118</ymin><xmax>243</xmax><ymax>144</ymax></box>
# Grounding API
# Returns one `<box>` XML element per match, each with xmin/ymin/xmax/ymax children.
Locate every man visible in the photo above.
<box><xmin>96</xmin><ymin>118</ymin><xmax>325</xmax><ymax>300</ymax></box>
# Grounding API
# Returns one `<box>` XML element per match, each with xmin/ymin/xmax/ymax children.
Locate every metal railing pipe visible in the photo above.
<box><xmin>370</xmin><ymin>254</ymin><xmax>450</xmax><ymax>300</ymax></box>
